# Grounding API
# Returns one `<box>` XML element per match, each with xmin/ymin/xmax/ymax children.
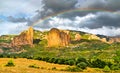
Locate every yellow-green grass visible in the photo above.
<box><xmin>0</xmin><ymin>58</ymin><xmax>120</xmax><ymax>73</ymax></box>
<box><xmin>0</xmin><ymin>58</ymin><xmax>77</xmax><ymax>73</ymax></box>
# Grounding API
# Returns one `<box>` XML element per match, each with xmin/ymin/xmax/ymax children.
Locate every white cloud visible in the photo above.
<box><xmin>47</xmin><ymin>13</ymin><xmax>96</xmax><ymax>28</ymax></box>
<box><xmin>1</xmin><ymin>0</ymin><xmax>120</xmax><ymax>37</ymax></box>
<box><xmin>34</xmin><ymin>12</ymin><xmax>120</xmax><ymax>36</ymax></box>
<box><xmin>0</xmin><ymin>22</ymin><xmax>28</xmax><ymax>35</ymax></box>
<box><xmin>0</xmin><ymin>0</ymin><xmax>44</xmax><ymax>16</ymax></box>
<box><xmin>79</xmin><ymin>27</ymin><xmax>120</xmax><ymax>36</ymax></box>
<box><xmin>74</xmin><ymin>13</ymin><xmax>96</xmax><ymax>25</ymax></box>
<box><xmin>77</xmin><ymin>0</ymin><xmax>120</xmax><ymax>11</ymax></box>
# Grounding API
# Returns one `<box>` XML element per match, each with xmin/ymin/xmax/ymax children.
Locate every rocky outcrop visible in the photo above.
<box><xmin>101</xmin><ymin>38</ymin><xmax>107</xmax><ymax>42</ymax></box>
<box><xmin>88</xmin><ymin>34</ymin><xmax>100</xmax><ymax>40</ymax></box>
<box><xmin>88</xmin><ymin>34</ymin><xmax>108</xmax><ymax>43</ymax></box>
<box><xmin>11</xmin><ymin>27</ymin><xmax>33</xmax><ymax>47</ymax></box>
<box><xmin>0</xmin><ymin>43</ymin><xmax>11</xmax><ymax>48</ymax></box>
<box><xmin>108</xmin><ymin>37</ymin><xmax>120</xmax><ymax>44</ymax></box>
<box><xmin>47</xmin><ymin>28</ymin><xmax>70</xmax><ymax>47</ymax></box>
<box><xmin>75</xmin><ymin>33</ymin><xmax>81</xmax><ymax>41</ymax></box>
<box><xmin>0</xmin><ymin>49</ymin><xmax>3</xmax><ymax>53</ymax></box>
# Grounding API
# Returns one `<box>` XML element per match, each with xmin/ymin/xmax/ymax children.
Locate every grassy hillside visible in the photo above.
<box><xmin>0</xmin><ymin>35</ymin><xmax>16</xmax><ymax>43</ymax></box>
<box><xmin>0</xmin><ymin>58</ymin><xmax>71</xmax><ymax>73</ymax></box>
<box><xmin>0</xmin><ymin>58</ymin><xmax>120</xmax><ymax>73</ymax></box>
<box><xmin>1</xmin><ymin>30</ymin><xmax>120</xmax><ymax>72</ymax></box>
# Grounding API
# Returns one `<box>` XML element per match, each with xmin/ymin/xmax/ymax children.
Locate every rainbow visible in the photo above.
<box><xmin>31</xmin><ymin>8</ymin><xmax>117</xmax><ymax>26</ymax></box>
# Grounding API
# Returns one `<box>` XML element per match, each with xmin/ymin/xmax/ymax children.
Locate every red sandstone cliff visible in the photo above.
<box><xmin>11</xmin><ymin>27</ymin><xmax>33</xmax><ymax>47</ymax></box>
<box><xmin>47</xmin><ymin>28</ymin><xmax>70</xmax><ymax>47</ymax></box>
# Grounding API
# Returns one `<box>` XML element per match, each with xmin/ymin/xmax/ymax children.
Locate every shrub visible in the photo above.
<box><xmin>53</xmin><ymin>58</ymin><xmax>59</xmax><ymax>64</ymax></box>
<box><xmin>75</xmin><ymin>57</ymin><xmax>87</xmax><ymax>65</ymax></box>
<box><xmin>64</xmin><ymin>59</ymin><xmax>75</xmax><ymax>66</ymax></box>
<box><xmin>29</xmin><ymin>64</ymin><xmax>39</xmax><ymax>69</ymax></box>
<box><xmin>106</xmin><ymin>62</ymin><xmax>112</xmax><ymax>68</ymax></box>
<box><xmin>0</xmin><ymin>54</ymin><xmax>3</xmax><ymax>58</ymax></box>
<box><xmin>110</xmin><ymin>64</ymin><xmax>120</xmax><ymax>70</ymax></box>
<box><xmin>43</xmin><ymin>57</ymin><xmax>50</xmax><ymax>62</ymax></box>
<box><xmin>57</xmin><ymin>58</ymin><xmax>65</xmax><ymax>64</ymax></box>
<box><xmin>35</xmin><ymin>56</ymin><xmax>42</xmax><ymax>60</ymax></box>
<box><xmin>51</xmin><ymin>67</ymin><xmax>57</xmax><ymax>70</ymax></box>
<box><xmin>77</xmin><ymin>62</ymin><xmax>87</xmax><ymax>69</ymax></box>
<box><xmin>48</xmin><ymin>58</ymin><xmax>55</xmax><ymax>63</ymax></box>
<box><xmin>103</xmin><ymin>65</ymin><xmax>111</xmax><ymax>72</ymax></box>
<box><xmin>65</xmin><ymin>66</ymin><xmax>82</xmax><ymax>72</ymax></box>
<box><xmin>91</xmin><ymin>59</ymin><xmax>106</xmax><ymax>68</ymax></box>
<box><xmin>5</xmin><ymin>60</ymin><xmax>15</xmax><ymax>67</ymax></box>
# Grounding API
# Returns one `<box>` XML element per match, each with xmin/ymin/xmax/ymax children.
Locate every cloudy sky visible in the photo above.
<box><xmin>0</xmin><ymin>0</ymin><xmax>120</xmax><ymax>36</ymax></box>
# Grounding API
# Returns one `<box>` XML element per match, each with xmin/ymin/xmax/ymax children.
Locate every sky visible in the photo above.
<box><xmin>0</xmin><ymin>0</ymin><xmax>120</xmax><ymax>36</ymax></box>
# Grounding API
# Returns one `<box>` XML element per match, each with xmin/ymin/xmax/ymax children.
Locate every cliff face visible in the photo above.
<box><xmin>11</xmin><ymin>27</ymin><xmax>33</xmax><ymax>47</ymax></box>
<box><xmin>75</xmin><ymin>33</ymin><xmax>81</xmax><ymax>41</ymax></box>
<box><xmin>88</xmin><ymin>34</ymin><xmax>100</xmax><ymax>40</ymax></box>
<box><xmin>108</xmin><ymin>37</ymin><xmax>120</xmax><ymax>44</ymax></box>
<box><xmin>47</xmin><ymin>28</ymin><xmax>70</xmax><ymax>47</ymax></box>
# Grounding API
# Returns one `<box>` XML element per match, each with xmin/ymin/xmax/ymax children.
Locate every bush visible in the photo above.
<box><xmin>106</xmin><ymin>62</ymin><xmax>112</xmax><ymax>68</ymax></box>
<box><xmin>65</xmin><ymin>66</ymin><xmax>82</xmax><ymax>72</ymax></box>
<box><xmin>110</xmin><ymin>64</ymin><xmax>120</xmax><ymax>70</ymax></box>
<box><xmin>57</xmin><ymin>58</ymin><xmax>65</xmax><ymax>64</ymax></box>
<box><xmin>48</xmin><ymin>58</ymin><xmax>56</xmax><ymax>63</ymax></box>
<box><xmin>91</xmin><ymin>59</ymin><xmax>106</xmax><ymax>68</ymax></box>
<box><xmin>43</xmin><ymin>57</ymin><xmax>50</xmax><ymax>62</ymax></box>
<box><xmin>51</xmin><ymin>67</ymin><xmax>57</xmax><ymax>70</ymax></box>
<box><xmin>35</xmin><ymin>56</ymin><xmax>42</xmax><ymax>60</ymax></box>
<box><xmin>75</xmin><ymin>57</ymin><xmax>87</xmax><ymax>65</ymax></box>
<box><xmin>53</xmin><ymin>58</ymin><xmax>59</xmax><ymax>64</ymax></box>
<box><xmin>77</xmin><ymin>62</ymin><xmax>87</xmax><ymax>69</ymax></box>
<box><xmin>29</xmin><ymin>64</ymin><xmax>39</xmax><ymax>69</ymax></box>
<box><xmin>5</xmin><ymin>60</ymin><xmax>15</xmax><ymax>67</ymax></box>
<box><xmin>0</xmin><ymin>54</ymin><xmax>3</xmax><ymax>58</ymax></box>
<box><xmin>64</xmin><ymin>59</ymin><xmax>75</xmax><ymax>66</ymax></box>
<box><xmin>103</xmin><ymin>65</ymin><xmax>111</xmax><ymax>72</ymax></box>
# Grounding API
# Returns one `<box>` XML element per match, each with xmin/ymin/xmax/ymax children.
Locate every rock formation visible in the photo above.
<box><xmin>88</xmin><ymin>34</ymin><xmax>108</xmax><ymax>43</ymax></box>
<box><xmin>47</xmin><ymin>28</ymin><xmax>70</xmax><ymax>47</ymax></box>
<box><xmin>88</xmin><ymin>34</ymin><xmax>100</xmax><ymax>40</ymax></box>
<box><xmin>75</xmin><ymin>33</ymin><xmax>81</xmax><ymax>41</ymax></box>
<box><xmin>101</xmin><ymin>38</ymin><xmax>107</xmax><ymax>43</ymax></box>
<box><xmin>108</xmin><ymin>37</ymin><xmax>120</xmax><ymax>44</ymax></box>
<box><xmin>11</xmin><ymin>27</ymin><xmax>33</xmax><ymax>47</ymax></box>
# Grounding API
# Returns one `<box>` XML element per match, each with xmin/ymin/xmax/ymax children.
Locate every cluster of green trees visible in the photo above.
<box><xmin>30</xmin><ymin>56</ymin><xmax>120</xmax><ymax>71</ymax></box>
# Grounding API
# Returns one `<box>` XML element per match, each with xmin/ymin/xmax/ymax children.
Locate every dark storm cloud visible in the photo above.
<box><xmin>28</xmin><ymin>0</ymin><xmax>120</xmax><ymax>26</ymax></box>
<box><xmin>24</xmin><ymin>0</ymin><xmax>120</xmax><ymax>36</ymax></box>
<box><xmin>7</xmin><ymin>16</ymin><xmax>27</xmax><ymax>23</ymax></box>
<box><xmin>27</xmin><ymin>0</ymin><xmax>78</xmax><ymax>26</ymax></box>
<box><xmin>79</xmin><ymin>0</ymin><xmax>120</xmax><ymax>11</ymax></box>
<box><xmin>59</xmin><ymin>11</ymin><xmax>98</xmax><ymax>19</ymax></box>
<box><xmin>43</xmin><ymin>0</ymin><xmax>77</xmax><ymax>12</ymax></box>
<box><xmin>42</xmin><ymin>12</ymin><xmax>120</xmax><ymax>30</ymax></box>
<box><xmin>81</xmin><ymin>12</ymin><xmax>120</xmax><ymax>29</ymax></box>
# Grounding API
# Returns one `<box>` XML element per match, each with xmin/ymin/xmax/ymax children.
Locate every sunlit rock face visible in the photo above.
<box><xmin>88</xmin><ymin>34</ymin><xmax>100</xmax><ymax>40</ymax></box>
<box><xmin>75</xmin><ymin>33</ymin><xmax>81</xmax><ymax>41</ymax></box>
<box><xmin>47</xmin><ymin>28</ymin><xmax>70</xmax><ymax>47</ymax></box>
<box><xmin>108</xmin><ymin>38</ymin><xmax>120</xmax><ymax>44</ymax></box>
<box><xmin>11</xmin><ymin>27</ymin><xmax>33</xmax><ymax>47</ymax></box>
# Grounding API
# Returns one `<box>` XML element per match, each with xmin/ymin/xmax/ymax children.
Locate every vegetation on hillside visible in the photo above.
<box><xmin>0</xmin><ymin>30</ymin><xmax>120</xmax><ymax>72</ymax></box>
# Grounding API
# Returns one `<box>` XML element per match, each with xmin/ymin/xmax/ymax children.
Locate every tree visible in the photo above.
<box><xmin>5</xmin><ymin>60</ymin><xmax>15</xmax><ymax>67</ymax></box>
<box><xmin>75</xmin><ymin>57</ymin><xmax>87</xmax><ymax>65</ymax></box>
<box><xmin>91</xmin><ymin>59</ymin><xmax>106</xmax><ymax>68</ymax></box>
<box><xmin>103</xmin><ymin>65</ymin><xmax>111</xmax><ymax>72</ymax></box>
<box><xmin>77</xmin><ymin>62</ymin><xmax>87</xmax><ymax>69</ymax></box>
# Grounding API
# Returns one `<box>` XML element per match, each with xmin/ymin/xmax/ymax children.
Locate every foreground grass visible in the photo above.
<box><xmin>0</xmin><ymin>58</ymin><xmax>72</xmax><ymax>73</ymax></box>
<box><xmin>0</xmin><ymin>58</ymin><xmax>120</xmax><ymax>73</ymax></box>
